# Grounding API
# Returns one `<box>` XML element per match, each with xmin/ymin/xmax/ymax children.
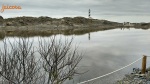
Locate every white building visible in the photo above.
<box><xmin>123</xmin><ymin>22</ymin><xmax>134</xmax><ymax>26</ymax></box>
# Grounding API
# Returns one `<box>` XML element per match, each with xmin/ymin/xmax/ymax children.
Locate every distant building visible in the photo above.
<box><xmin>89</xmin><ymin>17</ymin><xmax>92</xmax><ymax>19</ymax></box>
<box><xmin>123</xmin><ymin>22</ymin><xmax>130</xmax><ymax>26</ymax></box>
<box><xmin>123</xmin><ymin>22</ymin><xmax>134</xmax><ymax>26</ymax></box>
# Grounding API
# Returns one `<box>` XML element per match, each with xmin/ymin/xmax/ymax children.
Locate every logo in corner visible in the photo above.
<box><xmin>1</xmin><ymin>4</ymin><xmax>22</xmax><ymax>13</ymax></box>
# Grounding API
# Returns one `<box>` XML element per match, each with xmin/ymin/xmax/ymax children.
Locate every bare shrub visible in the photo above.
<box><xmin>0</xmin><ymin>38</ymin><xmax>40</xmax><ymax>84</ymax></box>
<box><xmin>0</xmin><ymin>37</ymin><xmax>82</xmax><ymax>84</ymax></box>
<box><xmin>38</xmin><ymin>37</ymin><xmax>82</xmax><ymax>84</ymax></box>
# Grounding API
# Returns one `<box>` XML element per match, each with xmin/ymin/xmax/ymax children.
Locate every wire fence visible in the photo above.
<box><xmin>77</xmin><ymin>56</ymin><xmax>144</xmax><ymax>84</ymax></box>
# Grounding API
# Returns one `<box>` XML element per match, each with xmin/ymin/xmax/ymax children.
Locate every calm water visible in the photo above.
<box><xmin>1</xmin><ymin>28</ymin><xmax>150</xmax><ymax>84</ymax></box>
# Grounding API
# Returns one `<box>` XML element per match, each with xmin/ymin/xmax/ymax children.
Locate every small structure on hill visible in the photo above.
<box><xmin>123</xmin><ymin>22</ymin><xmax>130</xmax><ymax>26</ymax></box>
<box><xmin>88</xmin><ymin>9</ymin><xmax>92</xmax><ymax>19</ymax></box>
<box><xmin>123</xmin><ymin>22</ymin><xmax>134</xmax><ymax>27</ymax></box>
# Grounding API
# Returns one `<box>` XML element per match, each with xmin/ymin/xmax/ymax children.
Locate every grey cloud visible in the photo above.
<box><xmin>0</xmin><ymin>0</ymin><xmax>150</xmax><ymax>22</ymax></box>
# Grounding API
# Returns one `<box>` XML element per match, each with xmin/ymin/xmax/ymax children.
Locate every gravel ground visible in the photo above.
<box><xmin>116</xmin><ymin>68</ymin><xmax>150</xmax><ymax>84</ymax></box>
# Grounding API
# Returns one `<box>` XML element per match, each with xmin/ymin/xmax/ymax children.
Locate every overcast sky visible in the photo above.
<box><xmin>0</xmin><ymin>0</ymin><xmax>150</xmax><ymax>22</ymax></box>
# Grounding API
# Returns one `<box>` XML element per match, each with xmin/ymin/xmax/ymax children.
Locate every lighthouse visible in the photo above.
<box><xmin>88</xmin><ymin>9</ymin><xmax>91</xmax><ymax>18</ymax></box>
<box><xmin>88</xmin><ymin>9</ymin><xmax>92</xmax><ymax>19</ymax></box>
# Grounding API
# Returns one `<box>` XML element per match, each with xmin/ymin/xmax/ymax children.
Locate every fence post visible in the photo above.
<box><xmin>141</xmin><ymin>55</ymin><xmax>147</xmax><ymax>74</ymax></box>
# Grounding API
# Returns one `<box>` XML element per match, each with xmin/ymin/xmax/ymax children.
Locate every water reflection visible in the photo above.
<box><xmin>66</xmin><ymin>28</ymin><xmax>150</xmax><ymax>84</ymax></box>
<box><xmin>88</xmin><ymin>33</ymin><xmax>90</xmax><ymax>40</ymax></box>
<box><xmin>120</xmin><ymin>27</ymin><xmax>130</xmax><ymax>30</ymax></box>
<box><xmin>0</xmin><ymin>28</ymin><xmax>150</xmax><ymax>84</ymax></box>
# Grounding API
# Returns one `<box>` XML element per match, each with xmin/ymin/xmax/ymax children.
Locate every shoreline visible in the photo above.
<box><xmin>0</xmin><ymin>16</ymin><xmax>150</xmax><ymax>39</ymax></box>
<box><xmin>0</xmin><ymin>26</ymin><xmax>149</xmax><ymax>39</ymax></box>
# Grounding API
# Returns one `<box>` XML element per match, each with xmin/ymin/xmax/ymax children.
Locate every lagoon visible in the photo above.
<box><xmin>1</xmin><ymin>28</ymin><xmax>150</xmax><ymax>84</ymax></box>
